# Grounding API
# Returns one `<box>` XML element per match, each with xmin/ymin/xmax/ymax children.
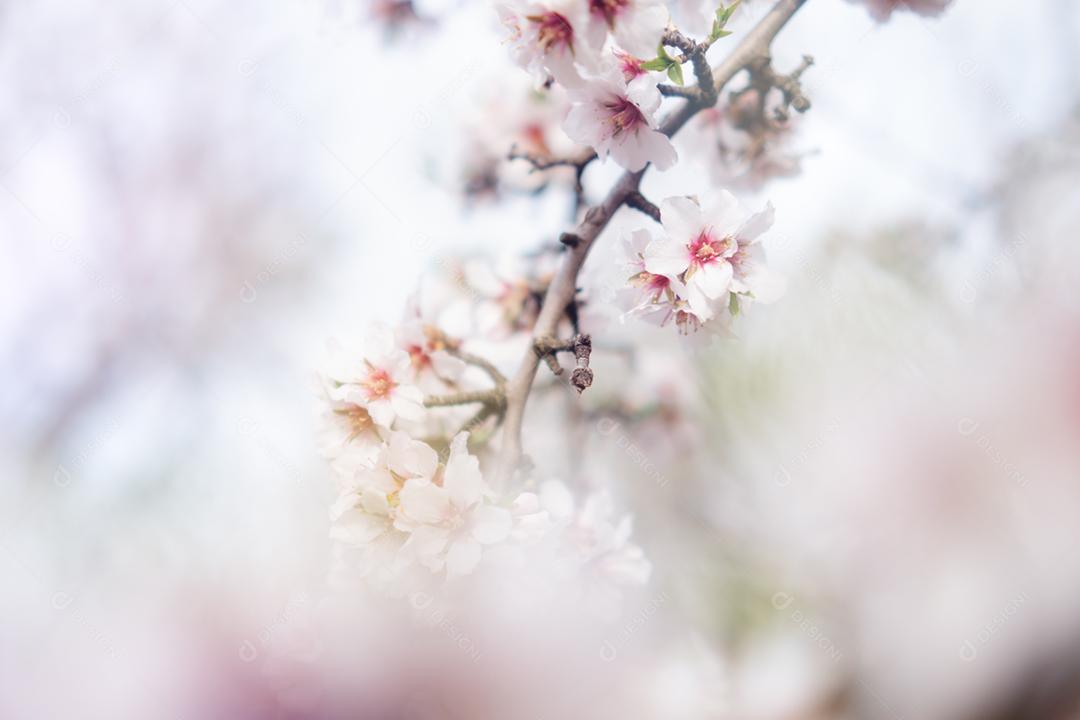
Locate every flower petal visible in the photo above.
<box><xmin>643</xmin><ymin>237</ymin><xmax>690</xmax><ymax>277</ymax></box>
<box><xmin>446</xmin><ymin>538</ymin><xmax>483</xmax><ymax>578</ymax></box>
<box><xmin>659</xmin><ymin>196</ymin><xmax>704</xmax><ymax>245</ymax></box>
<box><xmin>398</xmin><ymin>479</ymin><xmax>450</xmax><ymax>525</ymax></box>
<box><xmin>443</xmin><ymin>433</ymin><xmax>486</xmax><ymax>509</ymax></box>
<box><xmin>470</xmin><ymin>505</ymin><xmax>512</xmax><ymax>544</ymax></box>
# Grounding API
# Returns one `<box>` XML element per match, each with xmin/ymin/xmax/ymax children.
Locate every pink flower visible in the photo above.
<box><xmin>849</xmin><ymin>0</ymin><xmax>953</xmax><ymax>22</ymax></box>
<box><xmin>396</xmin><ymin>293</ymin><xmax>466</xmax><ymax>391</ymax></box>
<box><xmin>613</xmin><ymin>49</ymin><xmax>647</xmax><ymax>82</ymax></box>
<box><xmin>644</xmin><ymin>191</ymin><xmax>783</xmax><ymax>321</ymax></box>
<box><xmin>396</xmin><ymin>433</ymin><xmax>513</xmax><ymax>577</ymax></box>
<box><xmin>497</xmin><ymin>0</ymin><xmax>595</xmax><ymax>86</ymax></box>
<box><xmin>615</xmin><ymin>228</ymin><xmax>686</xmax><ymax>326</ymax></box>
<box><xmin>325</xmin><ymin>327</ymin><xmax>426</xmax><ymax>430</ymax></box>
<box><xmin>563</xmin><ymin>68</ymin><xmax>677</xmax><ymax>172</ymax></box>
<box><xmin>583</xmin><ymin>0</ymin><xmax>669</xmax><ymax>59</ymax></box>
<box><xmin>682</xmin><ymin>93</ymin><xmax>809</xmax><ymax>192</ymax></box>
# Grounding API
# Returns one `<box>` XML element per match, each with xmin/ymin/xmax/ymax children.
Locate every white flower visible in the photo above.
<box><xmin>395</xmin><ymin>433</ymin><xmax>513</xmax><ymax>577</ymax></box>
<box><xmin>566</xmin><ymin>490</ymin><xmax>651</xmax><ymax>585</ymax></box>
<box><xmin>325</xmin><ymin>327</ymin><xmax>425</xmax><ymax>430</ymax></box>
<box><xmin>396</xmin><ymin>293</ymin><xmax>466</xmax><ymax>390</ymax></box>
<box><xmin>316</xmin><ymin>380</ymin><xmax>384</xmax><ymax>477</ymax></box>
<box><xmin>848</xmin><ymin>0</ymin><xmax>953</xmax><ymax>22</ymax></box>
<box><xmin>497</xmin><ymin>0</ymin><xmax>595</xmax><ymax>87</ymax></box>
<box><xmin>615</xmin><ymin>228</ymin><xmax>685</xmax><ymax>325</ymax></box>
<box><xmin>583</xmin><ymin>0</ymin><xmax>668</xmax><ymax>59</ymax></box>
<box><xmin>330</xmin><ymin>431</ymin><xmax>438</xmax><ymax>541</ymax></box>
<box><xmin>644</xmin><ymin>191</ymin><xmax>783</xmax><ymax>321</ymax></box>
<box><xmin>563</xmin><ymin>68</ymin><xmax>677</xmax><ymax>172</ymax></box>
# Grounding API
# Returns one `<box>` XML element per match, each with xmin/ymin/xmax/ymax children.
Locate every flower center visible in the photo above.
<box><xmin>688</xmin><ymin>230</ymin><xmax>732</xmax><ymax>267</ymax></box>
<box><xmin>590</xmin><ymin>0</ymin><xmax>630</xmax><ymax>27</ymax></box>
<box><xmin>407</xmin><ymin>344</ymin><xmax>431</xmax><ymax>370</ymax></box>
<box><xmin>630</xmin><ymin>270</ymin><xmax>670</xmax><ymax>299</ymax></box>
<box><xmin>605</xmin><ymin>96</ymin><xmax>645</xmax><ymax>136</ymax></box>
<box><xmin>526</xmin><ymin>12</ymin><xmax>574</xmax><ymax>53</ymax></box>
<box><xmin>615</xmin><ymin>50</ymin><xmax>644</xmax><ymax>81</ymax></box>
<box><xmin>361</xmin><ymin>367</ymin><xmax>396</xmax><ymax>401</ymax></box>
<box><xmin>337</xmin><ymin>405</ymin><xmax>374</xmax><ymax>440</ymax></box>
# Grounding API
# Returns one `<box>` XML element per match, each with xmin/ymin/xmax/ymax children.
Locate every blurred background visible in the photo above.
<box><xmin>3</xmin><ymin>0</ymin><xmax>1080</xmax><ymax>717</ymax></box>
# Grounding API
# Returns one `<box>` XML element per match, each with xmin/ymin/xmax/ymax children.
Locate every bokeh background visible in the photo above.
<box><xmin>3</xmin><ymin>0</ymin><xmax>1080</xmax><ymax>717</ymax></box>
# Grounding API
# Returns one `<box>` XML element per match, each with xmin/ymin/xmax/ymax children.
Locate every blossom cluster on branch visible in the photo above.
<box><xmin>313</xmin><ymin>0</ymin><xmax>958</xmax><ymax>605</ymax></box>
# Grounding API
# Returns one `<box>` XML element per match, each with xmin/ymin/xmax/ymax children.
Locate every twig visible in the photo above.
<box><xmin>625</xmin><ymin>191</ymin><xmax>661</xmax><ymax>223</ymax></box>
<box><xmin>508</xmin><ymin>146</ymin><xmax>596</xmax><ymax>173</ymax></box>
<box><xmin>658</xmin><ymin>83</ymin><xmax>701</xmax><ymax>100</ymax></box>
<box><xmin>662</xmin><ymin>28</ymin><xmax>718</xmax><ymax>106</ymax></box>
<box><xmin>747</xmin><ymin>54</ymin><xmax>814</xmax><ymax>115</ymax></box>
<box><xmin>569</xmin><ymin>334</ymin><xmax>593</xmax><ymax>394</ymax></box>
<box><xmin>495</xmin><ymin>0</ymin><xmax>812</xmax><ymax>484</ymax></box>
<box><xmin>448</xmin><ymin>346</ymin><xmax>507</xmax><ymax>387</ymax></box>
<box><xmin>424</xmin><ymin>388</ymin><xmax>504</xmax><ymax>408</ymax></box>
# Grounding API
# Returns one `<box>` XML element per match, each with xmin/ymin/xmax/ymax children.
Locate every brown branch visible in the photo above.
<box><xmin>747</xmin><ymin>53</ymin><xmax>814</xmax><ymax>117</ymax></box>
<box><xmin>625</xmin><ymin>191</ymin><xmax>661</xmax><ymax>222</ymax></box>
<box><xmin>658</xmin><ymin>83</ymin><xmax>701</xmax><ymax>100</ymax></box>
<box><xmin>447</xmin><ymin>346</ymin><xmax>507</xmax><ymax>387</ymax></box>
<box><xmin>494</xmin><ymin>0</ymin><xmax>812</xmax><ymax>484</ymax></box>
<box><xmin>508</xmin><ymin>146</ymin><xmax>596</xmax><ymax>173</ymax></box>
<box><xmin>662</xmin><ymin>28</ymin><xmax>718</xmax><ymax>106</ymax></box>
<box><xmin>424</xmin><ymin>388</ymin><xmax>504</xmax><ymax>408</ymax></box>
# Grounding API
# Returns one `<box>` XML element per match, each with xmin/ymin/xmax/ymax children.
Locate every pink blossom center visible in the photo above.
<box><xmin>590</xmin><ymin>0</ymin><xmax>630</xmax><ymax>27</ymax></box>
<box><xmin>689</xmin><ymin>230</ymin><xmax>732</xmax><ymax>268</ymax></box>
<box><xmin>337</xmin><ymin>405</ymin><xmax>374</xmax><ymax>439</ymax></box>
<box><xmin>604</xmin><ymin>96</ymin><xmax>646</xmax><ymax>136</ymax></box>
<box><xmin>615</xmin><ymin>51</ymin><xmax>645</xmax><ymax>81</ymax></box>
<box><xmin>362</xmin><ymin>367</ymin><xmax>396</xmax><ymax>401</ymax></box>
<box><xmin>526</xmin><ymin>12</ymin><xmax>574</xmax><ymax>53</ymax></box>
<box><xmin>407</xmin><ymin>344</ymin><xmax>431</xmax><ymax>370</ymax></box>
<box><xmin>631</xmin><ymin>270</ymin><xmax>670</xmax><ymax>299</ymax></box>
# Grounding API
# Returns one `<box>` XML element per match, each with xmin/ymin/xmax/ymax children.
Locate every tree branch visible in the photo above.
<box><xmin>424</xmin><ymin>388</ymin><xmax>505</xmax><ymax>408</ymax></box>
<box><xmin>625</xmin><ymin>191</ymin><xmax>662</xmax><ymax>222</ymax></box>
<box><xmin>662</xmin><ymin>28</ymin><xmax>718</xmax><ymax>106</ymax></box>
<box><xmin>494</xmin><ymin>0</ymin><xmax>811</xmax><ymax>484</ymax></box>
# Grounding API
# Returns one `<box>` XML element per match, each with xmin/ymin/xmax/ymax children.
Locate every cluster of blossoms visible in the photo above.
<box><xmin>317</xmin><ymin>306</ymin><xmax>649</xmax><ymax>592</ymax></box>
<box><xmin>617</xmin><ymin>190</ymin><xmax>784</xmax><ymax>334</ymax></box>
<box><xmin>681</xmin><ymin>85</ymin><xmax>810</xmax><ymax>192</ymax></box>
<box><xmin>498</xmin><ymin>0</ymin><xmax>677</xmax><ymax>171</ymax></box>
<box><xmin>460</xmin><ymin>78</ymin><xmax>587</xmax><ymax>200</ymax></box>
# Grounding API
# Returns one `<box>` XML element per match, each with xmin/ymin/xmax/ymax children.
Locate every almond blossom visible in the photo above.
<box><xmin>565</xmin><ymin>490</ymin><xmax>651</xmax><ymax>585</ymax></box>
<box><xmin>396</xmin><ymin>293</ymin><xmax>466</xmax><ymax>391</ymax></box>
<box><xmin>615</xmin><ymin>228</ymin><xmax>686</xmax><ymax>325</ymax></box>
<box><xmin>395</xmin><ymin>433</ymin><xmax>514</xmax><ymax>577</ymax></box>
<box><xmin>848</xmin><ymin>0</ymin><xmax>954</xmax><ymax>22</ymax></box>
<box><xmin>316</xmin><ymin>379</ymin><xmax>384</xmax><ymax>477</ymax></box>
<box><xmin>563</xmin><ymin>68</ymin><xmax>677</xmax><ymax>172</ymax></box>
<box><xmin>497</xmin><ymin>0</ymin><xmax>595</xmax><ymax>87</ymax></box>
<box><xmin>681</xmin><ymin>95</ymin><xmax>809</xmax><ymax>192</ymax></box>
<box><xmin>643</xmin><ymin>191</ymin><xmax>783</xmax><ymax>322</ymax></box>
<box><xmin>324</xmin><ymin>327</ymin><xmax>425</xmax><ymax>430</ymax></box>
<box><xmin>583</xmin><ymin>0</ymin><xmax>669</xmax><ymax>59</ymax></box>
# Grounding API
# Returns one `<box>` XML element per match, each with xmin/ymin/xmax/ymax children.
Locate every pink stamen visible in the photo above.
<box><xmin>526</xmin><ymin>11</ymin><xmax>574</xmax><ymax>52</ymax></box>
<box><xmin>604</xmin><ymin>96</ymin><xmax>645</xmax><ymax>136</ymax></box>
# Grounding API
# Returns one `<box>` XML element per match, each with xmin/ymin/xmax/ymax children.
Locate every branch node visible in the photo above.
<box><xmin>559</xmin><ymin>232</ymin><xmax>582</xmax><ymax>248</ymax></box>
<box><xmin>570</xmin><ymin>334</ymin><xmax>593</xmax><ymax>394</ymax></box>
<box><xmin>625</xmin><ymin>191</ymin><xmax>662</xmax><ymax>223</ymax></box>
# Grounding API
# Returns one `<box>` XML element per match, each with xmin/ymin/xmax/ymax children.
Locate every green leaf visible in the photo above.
<box><xmin>641</xmin><ymin>57</ymin><xmax>672</xmax><ymax>72</ymax></box>
<box><xmin>667</xmin><ymin>62</ymin><xmax>684</xmax><ymax>86</ymax></box>
<box><xmin>729</xmin><ymin>293</ymin><xmax>740</xmax><ymax>316</ymax></box>
<box><xmin>641</xmin><ymin>43</ymin><xmax>676</xmax><ymax>72</ymax></box>
<box><xmin>708</xmin><ymin>0</ymin><xmax>740</xmax><ymax>43</ymax></box>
